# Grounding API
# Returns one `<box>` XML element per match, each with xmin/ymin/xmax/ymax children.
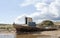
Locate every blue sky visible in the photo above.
<box><xmin>0</xmin><ymin>0</ymin><xmax>60</xmax><ymax>24</ymax></box>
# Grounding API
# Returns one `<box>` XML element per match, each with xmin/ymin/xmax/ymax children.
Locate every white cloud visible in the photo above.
<box><xmin>17</xmin><ymin>0</ymin><xmax>60</xmax><ymax>24</ymax></box>
<box><xmin>49</xmin><ymin>2</ymin><xmax>59</xmax><ymax>18</ymax></box>
<box><xmin>15</xmin><ymin>14</ymin><xmax>26</xmax><ymax>24</ymax></box>
<box><xmin>34</xmin><ymin>0</ymin><xmax>60</xmax><ymax>18</ymax></box>
<box><xmin>35</xmin><ymin>3</ymin><xmax>47</xmax><ymax>10</ymax></box>
<box><xmin>20</xmin><ymin>0</ymin><xmax>54</xmax><ymax>7</ymax></box>
<box><xmin>20</xmin><ymin>0</ymin><xmax>36</xmax><ymax>7</ymax></box>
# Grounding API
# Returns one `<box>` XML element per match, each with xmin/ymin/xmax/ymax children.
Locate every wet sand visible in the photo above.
<box><xmin>17</xmin><ymin>34</ymin><xmax>51</xmax><ymax>38</ymax></box>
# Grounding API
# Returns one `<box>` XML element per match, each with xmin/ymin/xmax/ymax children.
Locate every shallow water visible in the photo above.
<box><xmin>0</xmin><ymin>33</ymin><xmax>16</xmax><ymax>38</ymax></box>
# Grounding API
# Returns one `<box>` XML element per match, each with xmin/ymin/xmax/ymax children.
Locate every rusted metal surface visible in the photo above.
<box><xmin>13</xmin><ymin>24</ymin><xmax>57</xmax><ymax>34</ymax></box>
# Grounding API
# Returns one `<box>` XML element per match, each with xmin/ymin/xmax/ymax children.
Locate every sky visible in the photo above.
<box><xmin>0</xmin><ymin>0</ymin><xmax>60</xmax><ymax>24</ymax></box>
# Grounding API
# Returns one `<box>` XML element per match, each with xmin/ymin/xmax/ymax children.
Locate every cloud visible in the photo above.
<box><xmin>20</xmin><ymin>0</ymin><xmax>36</xmax><ymax>7</ymax></box>
<box><xmin>35</xmin><ymin>0</ymin><xmax>60</xmax><ymax>18</ymax></box>
<box><xmin>49</xmin><ymin>3</ymin><xmax>59</xmax><ymax>18</ymax></box>
<box><xmin>20</xmin><ymin>0</ymin><xmax>54</xmax><ymax>7</ymax></box>
<box><xmin>16</xmin><ymin>0</ymin><xmax>60</xmax><ymax>24</ymax></box>
<box><xmin>35</xmin><ymin>3</ymin><xmax>48</xmax><ymax>11</ymax></box>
